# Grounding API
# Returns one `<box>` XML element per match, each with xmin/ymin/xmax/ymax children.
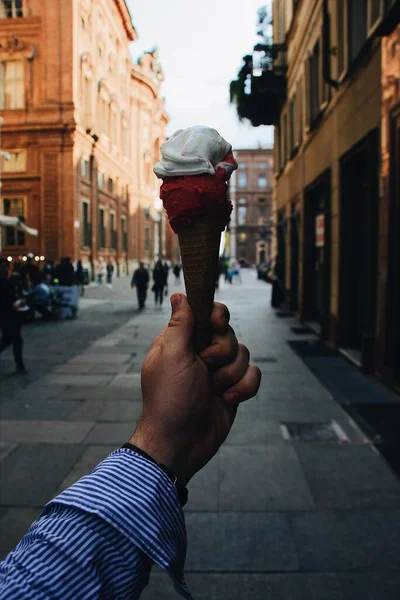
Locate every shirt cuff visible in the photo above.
<box><xmin>46</xmin><ymin>448</ymin><xmax>192</xmax><ymax>598</ymax></box>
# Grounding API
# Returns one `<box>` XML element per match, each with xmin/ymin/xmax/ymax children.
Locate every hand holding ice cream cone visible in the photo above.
<box><xmin>154</xmin><ymin>126</ymin><xmax>238</xmax><ymax>353</ymax></box>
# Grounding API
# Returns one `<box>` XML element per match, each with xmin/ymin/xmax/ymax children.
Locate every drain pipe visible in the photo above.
<box><xmin>323</xmin><ymin>0</ymin><xmax>339</xmax><ymax>89</ymax></box>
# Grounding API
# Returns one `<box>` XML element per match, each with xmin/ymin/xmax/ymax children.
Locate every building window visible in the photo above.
<box><xmin>289</xmin><ymin>96</ymin><xmax>295</xmax><ymax>153</ymax></box>
<box><xmin>144</xmin><ymin>206</ymin><xmax>151</xmax><ymax>220</ymax></box>
<box><xmin>82</xmin><ymin>75</ymin><xmax>91</xmax><ymax>124</ymax></box>
<box><xmin>98</xmin><ymin>96</ymin><xmax>109</xmax><ymax>136</ymax></box>
<box><xmin>110</xmin><ymin>108</ymin><xmax>118</xmax><ymax>146</ymax></box>
<box><xmin>298</xmin><ymin>80</ymin><xmax>304</xmax><ymax>144</ymax></box>
<box><xmin>2</xmin><ymin>149</ymin><xmax>26</xmax><ymax>172</ymax></box>
<box><xmin>0</xmin><ymin>1</ymin><xmax>23</xmax><ymax>18</ymax></box>
<box><xmin>110</xmin><ymin>212</ymin><xmax>117</xmax><ymax>249</ymax></box>
<box><xmin>348</xmin><ymin>0</ymin><xmax>367</xmax><ymax>63</ymax></box>
<box><xmin>258</xmin><ymin>162</ymin><xmax>266</xmax><ymax>169</ymax></box>
<box><xmin>369</xmin><ymin>0</ymin><xmax>381</xmax><ymax>29</ymax></box>
<box><xmin>2</xmin><ymin>197</ymin><xmax>25</xmax><ymax>246</ymax></box>
<box><xmin>121</xmin><ymin>217</ymin><xmax>127</xmax><ymax>251</ymax></box>
<box><xmin>0</xmin><ymin>60</ymin><xmax>25</xmax><ymax>109</ymax></box>
<box><xmin>98</xmin><ymin>208</ymin><xmax>106</xmax><ymax>248</ymax></box>
<box><xmin>238</xmin><ymin>197</ymin><xmax>247</xmax><ymax>205</ymax></box>
<box><xmin>81</xmin><ymin>158</ymin><xmax>90</xmax><ymax>179</ymax></box>
<box><xmin>337</xmin><ymin>0</ymin><xmax>346</xmax><ymax>76</ymax></box>
<box><xmin>238</xmin><ymin>206</ymin><xmax>247</xmax><ymax>226</ymax></box>
<box><xmin>238</xmin><ymin>172</ymin><xmax>247</xmax><ymax>188</ymax></box>
<box><xmin>282</xmin><ymin>114</ymin><xmax>287</xmax><ymax>164</ymax></box>
<box><xmin>258</xmin><ymin>174</ymin><xmax>267</xmax><ymax>188</ymax></box>
<box><xmin>309</xmin><ymin>41</ymin><xmax>320</xmax><ymax>125</ymax></box>
<box><xmin>238</xmin><ymin>162</ymin><xmax>247</xmax><ymax>170</ymax></box>
<box><xmin>107</xmin><ymin>177</ymin><xmax>114</xmax><ymax>194</ymax></box>
<box><xmin>121</xmin><ymin>118</ymin><xmax>129</xmax><ymax>157</ymax></box>
<box><xmin>239</xmin><ymin>233</ymin><xmax>247</xmax><ymax>241</ymax></box>
<box><xmin>82</xmin><ymin>201</ymin><xmax>90</xmax><ymax>247</ymax></box>
<box><xmin>97</xmin><ymin>171</ymin><xmax>105</xmax><ymax>189</ymax></box>
<box><xmin>145</xmin><ymin>227</ymin><xmax>150</xmax><ymax>251</ymax></box>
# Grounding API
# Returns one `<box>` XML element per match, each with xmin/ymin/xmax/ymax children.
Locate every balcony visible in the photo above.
<box><xmin>230</xmin><ymin>45</ymin><xmax>287</xmax><ymax>126</ymax></box>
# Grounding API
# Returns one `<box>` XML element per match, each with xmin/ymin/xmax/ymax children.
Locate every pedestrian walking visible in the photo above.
<box><xmin>0</xmin><ymin>259</ymin><xmax>27</xmax><ymax>374</ymax></box>
<box><xmin>271</xmin><ymin>255</ymin><xmax>283</xmax><ymax>308</ymax></box>
<box><xmin>55</xmin><ymin>257</ymin><xmax>75</xmax><ymax>286</ymax></box>
<box><xmin>106</xmin><ymin>259</ymin><xmax>114</xmax><ymax>288</ymax></box>
<box><xmin>20</xmin><ymin>253</ymin><xmax>39</xmax><ymax>289</ymax></box>
<box><xmin>131</xmin><ymin>262</ymin><xmax>149</xmax><ymax>310</ymax></box>
<box><xmin>96</xmin><ymin>257</ymin><xmax>105</xmax><ymax>286</ymax></box>
<box><xmin>173</xmin><ymin>262</ymin><xmax>181</xmax><ymax>284</ymax></box>
<box><xmin>152</xmin><ymin>259</ymin><xmax>167</xmax><ymax>308</ymax></box>
<box><xmin>75</xmin><ymin>260</ymin><xmax>85</xmax><ymax>296</ymax></box>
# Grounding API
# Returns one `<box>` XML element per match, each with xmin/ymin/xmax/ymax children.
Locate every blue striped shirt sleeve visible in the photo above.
<box><xmin>0</xmin><ymin>448</ymin><xmax>193</xmax><ymax>599</ymax></box>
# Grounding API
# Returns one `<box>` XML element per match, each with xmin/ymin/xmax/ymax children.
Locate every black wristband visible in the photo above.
<box><xmin>121</xmin><ymin>443</ymin><xmax>188</xmax><ymax>507</ymax></box>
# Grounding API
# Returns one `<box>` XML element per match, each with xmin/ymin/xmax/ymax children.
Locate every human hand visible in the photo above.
<box><xmin>129</xmin><ymin>294</ymin><xmax>261</xmax><ymax>485</ymax></box>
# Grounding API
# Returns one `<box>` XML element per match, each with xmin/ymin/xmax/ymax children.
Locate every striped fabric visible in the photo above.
<box><xmin>0</xmin><ymin>448</ymin><xmax>193</xmax><ymax>599</ymax></box>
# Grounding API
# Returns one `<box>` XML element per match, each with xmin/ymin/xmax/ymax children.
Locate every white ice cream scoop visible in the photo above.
<box><xmin>154</xmin><ymin>126</ymin><xmax>237</xmax><ymax>179</ymax></box>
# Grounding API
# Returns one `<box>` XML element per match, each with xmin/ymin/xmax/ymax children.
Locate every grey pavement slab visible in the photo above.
<box><xmin>185</xmin><ymin>512</ymin><xmax>299</xmax><ymax>572</ymax></box>
<box><xmin>0</xmin><ymin>443</ymin><xmax>85</xmax><ymax>506</ymax></box>
<box><xmin>83</xmin><ymin>422</ymin><xmax>137</xmax><ymax>444</ymax></box>
<box><xmin>69</xmin><ymin>353</ymin><xmax>132</xmax><ymax>364</ymax></box>
<box><xmin>291</xmin><ymin>510</ymin><xmax>400</xmax><ymax>572</ymax></box>
<box><xmin>142</xmin><ymin>572</ymin><xmax>400</xmax><ymax>600</ymax></box>
<box><xmin>68</xmin><ymin>400</ymin><xmax>142</xmax><ymax>422</ymax></box>
<box><xmin>219</xmin><ymin>446</ymin><xmax>314</xmax><ymax>511</ymax></box>
<box><xmin>0</xmin><ymin>508</ymin><xmax>42</xmax><ymax>559</ymax></box>
<box><xmin>0</xmin><ymin>398</ymin><xmax>82</xmax><ymax>421</ymax></box>
<box><xmin>295</xmin><ymin>443</ymin><xmax>400</xmax><ymax>509</ymax></box>
<box><xmin>0</xmin><ymin>420</ymin><xmax>94</xmax><ymax>444</ymax></box>
<box><xmin>53</xmin><ymin>363</ymin><xmax>92</xmax><ymax>373</ymax></box>
<box><xmin>89</xmin><ymin>363</ymin><xmax>132</xmax><ymax>374</ymax></box>
<box><xmin>56</xmin><ymin>386</ymin><xmax>142</xmax><ymax>402</ymax></box>
<box><xmin>226</xmin><ymin>415</ymin><xmax>285</xmax><ymax>445</ymax></box>
<box><xmin>39</xmin><ymin>373</ymin><xmax>114</xmax><ymax>387</ymax></box>
<box><xmin>57</xmin><ymin>445</ymin><xmax>116</xmax><ymax>492</ymax></box>
<box><xmin>185</xmin><ymin>455</ymin><xmax>219</xmax><ymax>511</ymax></box>
<box><xmin>0</xmin><ymin>442</ymin><xmax>17</xmax><ymax>462</ymax></box>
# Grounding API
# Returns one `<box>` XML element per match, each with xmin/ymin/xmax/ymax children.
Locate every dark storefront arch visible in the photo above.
<box><xmin>338</xmin><ymin>129</ymin><xmax>379</xmax><ymax>372</ymax></box>
<box><xmin>302</xmin><ymin>170</ymin><xmax>332</xmax><ymax>339</ymax></box>
<box><xmin>290</xmin><ymin>203</ymin><xmax>300</xmax><ymax>312</ymax></box>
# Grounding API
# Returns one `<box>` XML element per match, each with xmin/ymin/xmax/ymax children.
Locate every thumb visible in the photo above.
<box><xmin>165</xmin><ymin>293</ymin><xmax>195</xmax><ymax>352</ymax></box>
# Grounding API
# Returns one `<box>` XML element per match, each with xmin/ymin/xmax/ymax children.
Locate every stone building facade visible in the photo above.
<box><xmin>229</xmin><ymin>148</ymin><xmax>274</xmax><ymax>266</ymax></box>
<box><xmin>270</xmin><ymin>0</ymin><xmax>400</xmax><ymax>387</ymax></box>
<box><xmin>0</xmin><ymin>0</ymin><xmax>169</xmax><ymax>274</ymax></box>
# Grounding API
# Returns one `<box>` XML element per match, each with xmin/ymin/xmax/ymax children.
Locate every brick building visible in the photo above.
<box><xmin>228</xmin><ymin>148</ymin><xmax>273</xmax><ymax>266</ymax></box>
<box><xmin>0</xmin><ymin>0</ymin><xmax>169</xmax><ymax>274</ymax></box>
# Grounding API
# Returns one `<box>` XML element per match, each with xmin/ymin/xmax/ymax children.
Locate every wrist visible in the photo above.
<box><xmin>129</xmin><ymin>426</ymin><xmax>191</xmax><ymax>486</ymax></box>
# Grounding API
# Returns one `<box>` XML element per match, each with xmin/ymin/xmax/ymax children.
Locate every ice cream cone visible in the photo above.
<box><xmin>178</xmin><ymin>216</ymin><xmax>222</xmax><ymax>353</ymax></box>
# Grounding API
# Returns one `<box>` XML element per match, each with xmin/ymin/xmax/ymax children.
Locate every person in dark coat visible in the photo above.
<box><xmin>55</xmin><ymin>257</ymin><xmax>75</xmax><ymax>286</ymax></box>
<box><xmin>271</xmin><ymin>255</ymin><xmax>283</xmax><ymax>309</ymax></box>
<box><xmin>173</xmin><ymin>263</ymin><xmax>181</xmax><ymax>284</ymax></box>
<box><xmin>20</xmin><ymin>253</ymin><xmax>39</xmax><ymax>289</ymax></box>
<box><xmin>152</xmin><ymin>260</ymin><xmax>167</xmax><ymax>308</ymax></box>
<box><xmin>0</xmin><ymin>259</ymin><xmax>27</xmax><ymax>374</ymax></box>
<box><xmin>131</xmin><ymin>262</ymin><xmax>149</xmax><ymax>310</ymax></box>
<box><xmin>75</xmin><ymin>260</ymin><xmax>85</xmax><ymax>296</ymax></box>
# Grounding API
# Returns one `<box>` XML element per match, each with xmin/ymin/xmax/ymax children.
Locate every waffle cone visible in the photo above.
<box><xmin>178</xmin><ymin>217</ymin><xmax>222</xmax><ymax>353</ymax></box>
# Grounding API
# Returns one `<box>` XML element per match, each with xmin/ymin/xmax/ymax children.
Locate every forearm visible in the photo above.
<box><xmin>0</xmin><ymin>449</ymin><xmax>192</xmax><ymax>600</ymax></box>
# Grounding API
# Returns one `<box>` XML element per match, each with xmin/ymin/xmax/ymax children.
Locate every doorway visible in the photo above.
<box><xmin>339</xmin><ymin>130</ymin><xmax>379</xmax><ymax>363</ymax></box>
<box><xmin>303</xmin><ymin>171</ymin><xmax>331</xmax><ymax>338</ymax></box>
<box><xmin>276</xmin><ymin>208</ymin><xmax>287</xmax><ymax>299</ymax></box>
<box><xmin>385</xmin><ymin>109</ymin><xmax>400</xmax><ymax>384</ymax></box>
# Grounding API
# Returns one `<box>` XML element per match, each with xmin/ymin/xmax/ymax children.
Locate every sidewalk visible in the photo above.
<box><xmin>1</xmin><ymin>270</ymin><xmax>400</xmax><ymax>599</ymax></box>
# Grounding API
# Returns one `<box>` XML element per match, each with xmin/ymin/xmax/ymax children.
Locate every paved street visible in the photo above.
<box><xmin>1</xmin><ymin>269</ymin><xmax>400</xmax><ymax>599</ymax></box>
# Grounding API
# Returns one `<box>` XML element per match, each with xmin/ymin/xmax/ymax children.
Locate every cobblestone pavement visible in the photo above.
<box><xmin>1</xmin><ymin>270</ymin><xmax>400</xmax><ymax>599</ymax></box>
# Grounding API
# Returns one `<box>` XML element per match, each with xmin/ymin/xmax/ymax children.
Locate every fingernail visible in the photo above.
<box><xmin>223</xmin><ymin>391</ymin><xmax>239</xmax><ymax>403</ymax></box>
<box><xmin>171</xmin><ymin>294</ymin><xmax>182</xmax><ymax>310</ymax></box>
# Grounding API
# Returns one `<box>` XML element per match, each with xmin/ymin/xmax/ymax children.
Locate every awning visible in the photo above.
<box><xmin>0</xmin><ymin>215</ymin><xmax>39</xmax><ymax>237</ymax></box>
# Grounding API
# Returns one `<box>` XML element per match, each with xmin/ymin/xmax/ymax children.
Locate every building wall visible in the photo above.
<box><xmin>230</xmin><ymin>148</ymin><xmax>274</xmax><ymax>265</ymax></box>
<box><xmin>0</xmin><ymin>0</ymin><xmax>168</xmax><ymax>273</ymax></box>
<box><xmin>273</xmin><ymin>0</ymin><xmax>386</xmax><ymax>365</ymax></box>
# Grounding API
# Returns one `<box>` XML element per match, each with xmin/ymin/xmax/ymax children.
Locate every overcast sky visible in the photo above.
<box><xmin>127</xmin><ymin>0</ymin><xmax>274</xmax><ymax>149</ymax></box>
